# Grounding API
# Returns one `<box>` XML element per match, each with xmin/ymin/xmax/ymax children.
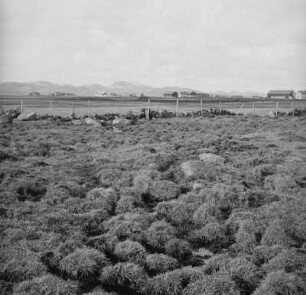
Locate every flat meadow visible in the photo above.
<box><xmin>1</xmin><ymin>113</ymin><xmax>306</xmax><ymax>294</ymax></box>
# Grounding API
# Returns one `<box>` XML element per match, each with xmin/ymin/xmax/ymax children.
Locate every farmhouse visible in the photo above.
<box><xmin>267</xmin><ymin>90</ymin><xmax>295</xmax><ymax>99</ymax></box>
<box><xmin>163</xmin><ymin>92</ymin><xmax>176</xmax><ymax>98</ymax></box>
<box><xmin>295</xmin><ymin>90</ymin><xmax>306</xmax><ymax>100</ymax></box>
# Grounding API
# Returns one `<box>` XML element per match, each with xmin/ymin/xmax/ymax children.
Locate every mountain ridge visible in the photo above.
<box><xmin>0</xmin><ymin>81</ymin><xmax>266</xmax><ymax>97</ymax></box>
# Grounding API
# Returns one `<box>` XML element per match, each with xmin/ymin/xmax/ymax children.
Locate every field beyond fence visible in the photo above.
<box><xmin>1</xmin><ymin>95</ymin><xmax>306</xmax><ymax>117</ymax></box>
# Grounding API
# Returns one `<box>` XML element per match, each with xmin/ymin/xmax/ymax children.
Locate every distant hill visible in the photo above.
<box><xmin>0</xmin><ymin>80</ymin><xmax>266</xmax><ymax>98</ymax></box>
<box><xmin>210</xmin><ymin>90</ymin><xmax>266</xmax><ymax>98</ymax></box>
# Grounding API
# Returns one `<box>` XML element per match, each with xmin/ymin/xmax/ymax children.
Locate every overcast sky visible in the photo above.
<box><xmin>0</xmin><ymin>0</ymin><xmax>305</xmax><ymax>92</ymax></box>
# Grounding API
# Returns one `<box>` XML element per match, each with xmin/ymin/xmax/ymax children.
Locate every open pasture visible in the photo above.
<box><xmin>1</xmin><ymin>113</ymin><xmax>306</xmax><ymax>295</ymax></box>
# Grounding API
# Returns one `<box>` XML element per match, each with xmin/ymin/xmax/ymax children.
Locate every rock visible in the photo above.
<box><xmin>17</xmin><ymin>112</ymin><xmax>38</xmax><ymax>121</ymax></box>
<box><xmin>112</xmin><ymin>117</ymin><xmax>131</xmax><ymax>127</ymax></box>
<box><xmin>198</xmin><ymin>153</ymin><xmax>225</xmax><ymax>164</ymax></box>
<box><xmin>85</xmin><ymin>118</ymin><xmax>101</xmax><ymax>127</ymax></box>
<box><xmin>193</xmin><ymin>182</ymin><xmax>203</xmax><ymax>191</ymax></box>
<box><xmin>72</xmin><ymin>120</ymin><xmax>83</xmax><ymax>126</ymax></box>
<box><xmin>181</xmin><ymin>160</ymin><xmax>205</xmax><ymax>177</ymax></box>
<box><xmin>269</xmin><ymin>111</ymin><xmax>277</xmax><ymax>118</ymax></box>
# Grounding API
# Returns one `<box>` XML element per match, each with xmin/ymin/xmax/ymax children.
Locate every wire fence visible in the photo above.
<box><xmin>1</xmin><ymin>97</ymin><xmax>306</xmax><ymax>117</ymax></box>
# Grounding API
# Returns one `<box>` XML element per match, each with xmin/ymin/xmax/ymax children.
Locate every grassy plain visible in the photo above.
<box><xmin>1</xmin><ymin>114</ymin><xmax>306</xmax><ymax>294</ymax></box>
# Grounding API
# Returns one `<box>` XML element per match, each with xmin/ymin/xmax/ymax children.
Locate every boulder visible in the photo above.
<box><xmin>17</xmin><ymin>112</ymin><xmax>38</xmax><ymax>121</ymax></box>
<box><xmin>181</xmin><ymin>160</ymin><xmax>204</xmax><ymax>177</ymax></box>
<box><xmin>198</xmin><ymin>153</ymin><xmax>225</xmax><ymax>164</ymax></box>
<box><xmin>84</xmin><ymin>118</ymin><xmax>101</xmax><ymax>127</ymax></box>
<box><xmin>72</xmin><ymin>120</ymin><xmax>83</xmax><ymax>126</ymax></box>
<box><xmin>112</xmin><ymin>117</ymin><xmax>131</xmax><ymax>127</ymax></box>
<box><xmin>269</xmin><ymin>111</ymin><xmax>277</xmax><ymax>118</ymax></box>
<box><xmin>193</xmin><ymin>182</ymin><xmax>203</xmax><ymax>191</ymax></box>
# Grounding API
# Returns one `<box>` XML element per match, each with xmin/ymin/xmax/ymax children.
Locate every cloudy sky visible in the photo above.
<box><xmin>0</xmin><ymin>0</ymin><xmax>305</xmax><ymax>92</ymax></box>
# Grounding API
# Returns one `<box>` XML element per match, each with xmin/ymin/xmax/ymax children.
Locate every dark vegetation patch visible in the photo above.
<box><xmin>0</xmin><ymin>115</ymin><xmax>306</xmax><ymax>295</ymax></box>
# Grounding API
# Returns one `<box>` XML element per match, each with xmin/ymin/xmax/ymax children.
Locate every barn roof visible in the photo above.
<box><xmin>268</xmin><ymin>90</ymin><xmax>294</xmax><ymax>95</ymax></box>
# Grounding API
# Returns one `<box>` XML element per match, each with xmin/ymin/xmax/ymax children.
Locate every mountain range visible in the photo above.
<box><xmin>0</xmin><ymin>81</ymin><xmax>266</xmax><ymax>97</ymax></box>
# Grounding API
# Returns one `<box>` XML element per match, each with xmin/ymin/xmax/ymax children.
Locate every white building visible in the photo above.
<box><xmin>295</xmin><ymin>90</ymin><xmax>306</xmax><ymax>100</ymax></box>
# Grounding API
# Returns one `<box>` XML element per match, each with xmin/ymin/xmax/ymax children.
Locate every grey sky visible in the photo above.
<box><xmin>0</xmin><ymin>0</ymin><xmax>305</xmax><ymax>91</ymax></box>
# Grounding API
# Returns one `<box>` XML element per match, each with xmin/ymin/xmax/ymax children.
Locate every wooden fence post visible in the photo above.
<box><xmin>238</xmin><ymin>103</ymin><xmax>244</xmax><ymax>114</ymax></box>
<box><xmin>253</xmin><ymin>102</ymin><xmax>255</xmax><ymax>113</ymax></box>
<box><xmin>291</xmin><ymin>101</ymin><xmax>294</xmax><ymax>117</ymax></box>
<box><xmin>219</xmin><ymin>101</ymin><xmax>222</xmax><ymax>113</ymax></box>
<box><xmin>176</xmin><ymin>99</ymin><xmax>179</xmax><ymax>117</ymax></box>
<box><xmin>20</xmin><ymin>100</ymin><xmax>23</xmax><ymax>113</ymax></box>
<box><xmin>146</xmin><ymin>99</ymin><xmax>150</xmax><ymax>120</ymax></box>
<box><xmin>200</xmin><ymin>99</ymin><xmax>203</xmax><ymax>115</ymax></box>
<box><xmin>88</xmin><ymin>100</ymin><xmax>91</xmax><ymax>117</ymax></box>
<box><xmin>275</xmin><ymin>101</ymin><xmax>279</xmax><ymax>116</ymax></box>
<box><xmin>49</xmin><ymin>101</ymin><xmax>53</xmax><ymax>116</ymax></box>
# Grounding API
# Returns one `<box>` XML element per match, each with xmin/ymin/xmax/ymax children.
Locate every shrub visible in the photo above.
<box><xmin>249</xmin><ymin>164</ymin><xmax>276</xmax><ymax>184</ymax></box>
<box><xmin>99</xmin><ymin>262</ymin><xmax>148</xmax><ymax>292</ymax></box>
<box><xmin>150</xmin><ymin>180</ymin><xmax>179</xmax><ymax>201</ymax></box>
<box><xmin>193</xmin><ymin>203</ymin><xmax>217</xmax><ymax>227</ymax></box>
<box><xmin>145</xmin><ymin>254</ymin><xmax>179</xmax><ymax>274</ymax></box>
<box><xmin>96</xmin><ymin>168</ymin><xmax>123</xmax><ymax>188</ymax></box>
<box><xmin>240</xmin><ymin>190</ymin><xmax>279</xmax><ymax>208</ymax></box>
<box><xmin>145</xmin><ymin>267</ymin><xmax>203</xmax><ymax>295</ymax></box>
<box><xmin>114</xmin><ymin>240</ymin><xmax>146</xmax><ymax>264</ymax></box>
<box><xmin>154</xmin><ymin>152</ymin><xmax>178</xmax><ymax>172</ymax></box>
<box><xmin>115</xmin><ymin>196</ymin><xmax>136</xmax><ymax>214</ymax></box>
<box><xmin>86</xmin><ymin>233</ymin><xmax>120</xmax><ymax>254</ymax></box>
<box><xmin>86</xmin><ymin>188</ymin><xmax>118</xmax><ymax>214</ymax></box>
<box><xmin>57</xmin><ymin>239</ymin><xmax>84</xmax><ymax>258</ymax></box>
<box><xmin>133</xmin><ymin>174</ymin><xmax>151</xmax><ymax>195</ymax></box>
<box><xmin>3</xmin><ymin>254</ymin><xmax>47</xmax><ymax>282</ymax></box>
<box><xmin>264</xmin><ymin>174</ymin><xmax>297</xmax><ymax>192</ymax></box>
<box><xmin>235</xmin><ymin>219</ymin><xmax>258</xmax><ymax>253</ymax></box>
<box><xmin>203</xmin><ymin>253</ymin><xmax>231</xmax><ymax>274</ymax></box>
<box><xmin>16</xmin><ymin>182</ymin><xmax>47</xmax><ymax>202</ymax></box>
<box><xmin>165</xmin><ymin>239</ymin><xmax>192</xmax><ymax>260</ymax></box>
<box><xmin>251</xmin><ymin>245</ymin><xmax>284</xmax><ymax>266</ymax></box>
<box><xmin>59</xmin><ymin>248</ymin><xmax>110</xmax><ymax>279</ymax></box>
<box><xmin>253</xmin><ymin>270</ymin><xmax>306</xmax><ymax>295</ymax></box>
<box><xmin>263</xmin><ymin>249</ymin><xmax>306</xmax><ymax>274</ymax></box>
<box><xmin>79</xmin><ymin>209</ymin><xmax>110</xmax><ymax>236</ymax></box>
<box><xmin>155</xmin><ymin>200</ymin><xmax>180</xmax><ymax>220</ymax></box>
<box><xmin>261</xmin><ymin>219</ymin><xmax>297</xmax><ymax>247</ymax></box>
<box><xmin>183</xmin><ymin>274</ymin><xmax>240</xmax><ymax>295</ymax></box>
<box><xmin>13</xmin><ymin>274</ymin><xmax>78</xmax><ymax>295</ymax></box>
<box><xmin>167</xmin><ymin>201</ymin><xmax>195</xmax><ymax>226</ymax></box>
<box><xmin>190</xmin><ymin>222</ymin><xmax>227</xmax><ymax>251</ymax></box>
<box><xmin>83</xmin><ymin>288</ymin><xmax>118</xmax><ymax>295</ymax></box>
<box><xmin>145</xmin><ymin>220</ymin><xmax>176</xmax><ymax>250</ymax></box>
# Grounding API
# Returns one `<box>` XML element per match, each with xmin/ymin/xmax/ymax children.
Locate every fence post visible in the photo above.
<box><xmin>49</xmin><ymin>101</ymin><xmax>53</xmax><ymax>116</ymax></box>
<box><xmin>291</xmin><ymin>101</ymin><xmax>294</xmax><ymax>117</ymax></box>
<box><xmin>238</xmin><ymin>103</ymin><xmax>244</xmax><ymax>114</ymax></box>
<box><xmin>253</xmin><ymin>102</ymin><xmax>255</xmax><ymax>113</ymax></box>
<box><xmin>88</xmin><ymin>100</ymin><xmax>91</xmax><ymax>117</ymax></box>
<box><xmin>20</xmin><ymin>100</ymin><xmax>23</xmax><ymax>113</ymax></box>
<box><xmin>275</xmin><ymin>101</ymin><xmax>279</xmax><ymax>116</ymax></box>
<box><xmin>200</xmin><ymin>99</ymin><xmax>203</xmax><ymax>115</ymax></box>
<box><xmin>219</xmin><ymin>101</ymin><xmax>222</xmax><ymax>113</ymax></box>
<box><xmin>176</xmin><ymin>98</ymin><xmax>179</xmax><ymax>117</ymax></box>
<box><xmin>146</xmin><ymin>99</ymin><xmax>150</xmax><ymax>120</ymax></box>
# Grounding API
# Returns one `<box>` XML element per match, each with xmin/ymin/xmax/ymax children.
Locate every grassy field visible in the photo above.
<box><xmin>1</xmin><ymin>95</ymin><xmax>306</xmax><ymax>116</ymax></box>
<box><xmin>1</xmin><ymin>114</ymin><xmax>306</xmax><ymax>294</ymax></box>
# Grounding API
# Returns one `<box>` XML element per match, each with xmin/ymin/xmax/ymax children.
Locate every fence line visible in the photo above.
<box><xmin>0</xmin><ymin>98</ymin><xmax>305</xmax><ymax>117</ymax></box>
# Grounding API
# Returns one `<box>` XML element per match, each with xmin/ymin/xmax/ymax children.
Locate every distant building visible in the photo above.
<box><xmin>295</xmin><ymin>90</ymin><xmax>306</xmax><ymax>100</ymax></box>
<box><xmin>163</xmin><ymin>92</ymin><xmax>176</xmax><ymax>98</ymax></box>
<box><xmin>179</xmin><ymin>91</ymin><xmax>210</xmax><ymax>98</ymax></box>
<box><xmin>95</xmin><ymin>92</ymin><xmax>109</xmax><ymax>97</ymax></box>
<box><xmin>267</xmin><ymin>90</ymin><xmax>295</xmax><ymax>99</ymax></box>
